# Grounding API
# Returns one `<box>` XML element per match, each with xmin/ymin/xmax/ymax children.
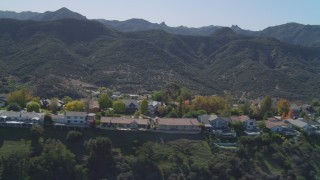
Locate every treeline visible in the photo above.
<box><xmin>1</xmin><ymin>126</ymin><xmax>320</xmax><ymax>179</ymax></box>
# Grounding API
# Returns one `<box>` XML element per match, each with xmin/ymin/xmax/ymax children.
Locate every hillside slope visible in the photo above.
<box><xmin>0</xmin><ymin>19</ymin><xmax>320</xmax><ymax>99</ymax></box>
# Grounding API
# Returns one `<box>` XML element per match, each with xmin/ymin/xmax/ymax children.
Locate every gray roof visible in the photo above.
<box><xmin>65</xmin><ymin>111</ymin><xmax>87</xmax><ymax>116</ymax></box>
<box><xmin>285</xmin><ymin>119</ymin><xmax>308</xmax><ymax>128</ymax></box>
<box><xmin>122</xmin><ymin>99</ymin><xmax>139</xmax><ymax>107</ymax></box>
<box><xmin>198</xmin><ymin>114</ymin><xmax>219</xmax><ymax>124</ymax></box>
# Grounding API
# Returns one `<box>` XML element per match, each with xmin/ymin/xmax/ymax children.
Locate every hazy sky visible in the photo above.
<box><xmin>1</xmin><ymin>0</ymin><xmax>319</xmax><ymax>30</ymax></box>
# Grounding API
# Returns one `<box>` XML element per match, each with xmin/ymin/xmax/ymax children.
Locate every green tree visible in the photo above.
<box><xmin>180</xmin><ymin>87</ymin><xmax>192</xmax><ymax>100</ymax></box>
<box><xmin>277</xmin><ymin>99</ymin><xmax>290</xmax><ymax>117</ymax></box>
<box><xmin>98</xmin><ymin>93</ymin><xmax>113</xmax><ymax>110</ymax></box>
<box><xmin>113</xmin><ymin>100</ymin><xmax>126</xmax><ymax>114</ymax></box>
<box><xmin>65</xmin><ymin>100</ymin><xmax>86</xmax><ymax>112</ymax></box>
<box><xmin>26</xmin><ymin>101</ymin><xmax>40</xmax><ymax>112</ymax></box>
<box><xmin>6</xmin><ymin>102</ymin><xmax>21</xmax><ymax>111</ymax></box>
<box><xmin>260</xmin><ymin>96</ymin><xmax>273</xmax><ymax>119</ymax></box>
<box><xmin>8</xmin><ymin>89</ymin><xmax>32</xmax><ymax>108</ymax></box>
<box><xmin>140</xmin><ymin>99</ymin><xmax>148</xmax><ymax>115</ymax></box>
<box><xmin>44</xmin><ymin>114</ymin><xmax>53</xmax><ymax>126</ymax></box>
<box><xmin>49</xmin><ymin>98</ymin><xmax>59</xmax><ymax>114</ymax></box>
<box><xmin>63</xmin><ymin>96</ymin><xmax>73</xmax><ymax>104</ymax></box>
<box><xmin>28</xmin><ymin>139</ymin><xmax>78</xmax><ymax>180</ymax></box>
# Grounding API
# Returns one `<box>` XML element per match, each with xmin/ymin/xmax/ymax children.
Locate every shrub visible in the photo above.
<box><xmin>66</xmin><ymin>131</ymin><xmax>83</xmax><ymax>142</ymax></box>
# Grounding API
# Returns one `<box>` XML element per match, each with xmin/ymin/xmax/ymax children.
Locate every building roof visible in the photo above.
<box><xmin>122</xmin><ymin>99</ymin><xmax>139</xmax><ymax>108</ymax></box>
<box><xmin>266</xmin><ymin>118</ymin><xmax>287</xmax><ymax>129</ymax></box>
<box><xmin>198</xmin><ymin>114</ymin><xmax>218</xmax><ymax>124</ymax></box>
<box><xmin>285</xmin><ymin>119</ymin><xmax>308</xmax><ymax>128</ymax></box>
<box><xmin>65</xmin><ymin>111</ymin><xmax>87</xmax><ymax>116</ymax></box>
<box><xmin>230</xmin><ymin>115</ymin><xmax>250</xmax><ymax>122</ymax></box>
<box><xmin>157</xmin><ymin>118</ymin><xmax>200</xmax><ymax>126</ymax></box>
<box><xmin>100</xmin><ymin>117</ymin><xmax>148</xmax><ymax>125</ymax></box>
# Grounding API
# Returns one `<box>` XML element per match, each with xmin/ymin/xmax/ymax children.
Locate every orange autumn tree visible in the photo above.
<box><xmin>277</xmin><ymin>99</ymin><xmax>290</xmax><ymax>119</ymax></box>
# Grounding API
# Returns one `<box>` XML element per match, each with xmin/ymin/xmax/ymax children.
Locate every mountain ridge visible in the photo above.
<box><xmin>0</xmin><ymin>18</ymin><xmax>320</xmax><ymax>100</ymax></box>
<box><xmin>1</xmin><ymin>8</ymin><xmax>319</xmax><ymax>46</ymax></box>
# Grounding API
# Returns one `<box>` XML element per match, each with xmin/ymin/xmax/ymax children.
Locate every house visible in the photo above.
<box><xmin>148</xmin><ymin>101</ymin><xmax>165</xmax><ymax>116</ymax></box>
<box><xmin>290</xmin><ymin>103</ymin><xmax>301</xmax><ymax>119</ymax></box>
<box><xmin>156</xmin><ymin>118</ymin><xmax>201</xmax><ymax>133</ymax></box>
<box><xmin>210</xmin><ymin>117</ymin><xmax>231</xmax><ymax>129</ymax></box>
<box><xmin>266</xmin><ymin>118</ymin><xmax>296</xmax><ymax>135</ymax></box>
<box><xmin>284</xmin><ymin>118</ymin><xmax>316</xmax><ymax>135</ymax></box>
<box><xmin>100</xmin><ymin>117</ymin><xmax>149</xmax><ymax>129</ymax></box>
<box><xmin>122</xmin><ymin>99</ymin><xmax>139</xmax><ymax>114</ymax></box>
<box><xmin>231</xmin><ymin>115</ymin><xmax>259</xmax><ymax>133</ymax></box>
<box><xmin>0</xmin><ymin>110</ymin><xmax>43</xmax><ymax>127</ymax></box>
<box><xmin>198</xmin><ymin>114</ymin><xmax>218</xmax><ymax>130</ymax></box>
<box><xmin>64</xmin><ymin>111</ymin><xmax>87</xmax><ymax>125</ymax></box>
<box><xmin>301</xmin><ymin>104</ymin><xmax>316</xmax><ymax>115</ymax></box>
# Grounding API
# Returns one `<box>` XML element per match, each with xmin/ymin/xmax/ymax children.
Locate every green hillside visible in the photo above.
<box><xmin>1</xmin><ymin>19</ymin><xmax>320</xmax><ymax>99</ymax></box>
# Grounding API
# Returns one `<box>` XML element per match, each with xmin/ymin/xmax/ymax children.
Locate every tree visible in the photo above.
<box><xmin>65</xmin><ymin>100</ymin><xmax>86</xmax><ymax>112</ymax></box>
<box><xmin>277</xmin><ymin>99</ymin><xmax>290</xmax><ymax>118</ymax></box>
<box><xmin>112</xmin><ymin>100</ymin><xmax>126</xmax><ymax>114</ymax></box>
<box><xmin>140</xmin><ymin>99</ymin><xmax>148</xmax><ymax>115</ymax></box>
<box><xmin>260</xmin><ymin>96</ymin><xmax>273</xmax><ymax>118</ymax></box>
<box><xmin>180</xmin><ymin>87</ymin><xmax>192</xmax><ymax>100</ymax></box>
<box><xmin>98</xmin><ymin>93</ymin><xmax>112</xmax><ymax>110</ymax></box>
<box><xmin>8</xmin><ymin>89</ymin><xmax>32</xmax><ymax>108</ymax></box>
<box><xmin>26</xmin><ymin>101</ymin><xmax>40</xmax><ymax>112</ymax></box>
<box><xmin>49</xmin><ymin>98</ymin><xmax>59</xmax><ymax>114</ymax></box>
<box><xmin>7</xmin><ymin>103</ymin><xmax>21</xmax><ymax>111</ymax></box>
<box><xmin>44</xmin><ymin>114</ymin><xmax>53</xmax><ymax>126</ymax></box>
<box><xmin>63</xmin><ymin>96</ymin><xmax>72</xmax><ymax>104</ymax></box>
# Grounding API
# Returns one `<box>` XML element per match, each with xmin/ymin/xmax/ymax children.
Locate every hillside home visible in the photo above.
<box><xmin>148</xmin><ymin>101</ymin><xmax>164</xmax><ymax>116</ymax></box>
<box><xmin>198</xmin><ymin>114</ymin><xmax>218</xmax><ymax>130</ymax></box>
<box><xmin>122</xmin><ymin>99</ymin><xmax>139</xmax><ymax>114</ymax></box>
<box><xmin>231</xmin><ymin>115</ymin><xmax>259</xmax><ymax>133</ymax></box>
<box><xmin>100</xmin><ymin>117</ymin><xmax>149</xmax><ymax>129</ymax></box>
<box><xmin>156</xmin><ymin>118</ymin><xmax>201</xmax><ymax>132</ymax></box>
<box><xmin>284</xmin><ymin>118</ymin><xmax>317</xmax><ymax>135</ymax></box>
<box><xmin>266</xmin><ymin>118</ymin><xmax>296</xmax><ymax>136</ymax></box>
<box><xmin>64</xmin><ymin>111</ymin><xmax>87</xmax><ymax>125</ymax></box>
<box><xmin>290</xmin><ymin>103</ymin><xmax>301</xmax><ymax>119</ymax></box>
<box><xmin>210</xmin><ymin>117</ymin><xmax>231</xmax><ymax>129</ymax></box>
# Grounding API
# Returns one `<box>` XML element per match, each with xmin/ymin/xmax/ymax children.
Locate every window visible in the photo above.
<box><xmin>74</xmin><ymin>116</ymin><xmax>78</xmax><ymax>119</ymax></box>
<box><xmin>80</xmin><ymin>117</ymin><xmax>83</xmax><ymax>119</ymax></box>
<box><xmin>249</xmin><ymin>122</ymin><xmax>253</xmax><ymax>125</ymax></box>
<box><xmin>67</xmin><ymin>116</ymin><xmax>71</xmax><ymax>119</ymax></box>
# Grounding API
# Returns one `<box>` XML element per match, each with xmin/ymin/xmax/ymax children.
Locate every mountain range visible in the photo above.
<box><xmin>0</xmin><ymin>8</ymin><xmax>320</xmax><ymax>100</ymax></box>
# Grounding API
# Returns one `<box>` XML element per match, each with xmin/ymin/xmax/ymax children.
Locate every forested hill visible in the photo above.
<box><xmin>1</xmin><ymin>18</ymin><xmax>320</xmax><ymax>99</ymax></box>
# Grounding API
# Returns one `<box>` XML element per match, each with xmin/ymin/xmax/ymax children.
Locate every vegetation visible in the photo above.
<box><xmin>112</xmin><ymin>100</ymin><xmax>126</xmax><ymax>114</ymax></box>
<box><xmin>98</xmin><ymin>93</ymin><xmax>112</xmax><ymax>110</ymax></box>
<box><xmin>65</xmin><ymin>100</ymin><xmax>86</xmax><ymax>112</ymax></box>
<box><xmin>0</xmin><ymin>19</ymin><xmax>320</xmax><ymax>100</ymax></box>
<box><xmin>26</xmin><ymin>101</ymin><xmax>40</xmax><ymax>112</ymax></box>
<box><xmin>1</xmin><ymin>126</ymin><xmax>320</xmax><ymax>179</ymax></box>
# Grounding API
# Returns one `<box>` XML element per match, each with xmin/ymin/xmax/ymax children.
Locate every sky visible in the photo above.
<box><xmin>1</xmin><ymin>0</ymin><xmax>320</xmax><ymax>31</ymax></box>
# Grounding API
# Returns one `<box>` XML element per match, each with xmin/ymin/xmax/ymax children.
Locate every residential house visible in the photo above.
<box><xmin>64</xmin><ymin>111</ymin><xmax>87</xmax><ymax>125</ymax></box>
<box><xmin>290</xmin><ymin>103</ymin><xmax>301</xmax><ymax>119</ymax></box>
<box><xmin>122</xmin><ymin>99</ymin><xmax>139</xmax><ymax>114</ymax></box>
<box><xmin>198</xmin><ymin>114</ymin><xmax>218</xmax><ymax>130</ymax></box>
<box><xmin>210</xmin><ymin>117</ymin><xmax>231</xmax><ymax>129</ymax></box>
<box><xmin>100</xmin><ymin>117</ymin><xmax>149</xmax><ymax>129</ymax></box>
<box><xmin>0</xmin><ymin>110</ymin><xmax>43</xmax><ymax>127</ymax></box>
<box><xmin>156</xmin><ymin>118</ymin><xmax>201</xmax><ymax>133</ymax></box>
<box><xmin>285</xmin><ymin>118</ymin><xmax>316</xmax><ymax>135</ymax></box>
<box><xmin>266</xmin><ymin>118</ymin><xmax>296</xmax><ymax>135</ymax></box>
<box><xmin>148</xmin><ymin>101</ymin><xmax>164</xmax><ymax>116</ymax></box>
<box><xmin>231</xmin><ymin>115</ymin><xmax>259</xmax><ymax>132</ymax></box>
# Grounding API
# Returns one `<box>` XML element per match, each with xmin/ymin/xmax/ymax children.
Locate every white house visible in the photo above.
<box><xmin>64</xmin><ymin>111</ymin><xmax>87</xmax><ymax>125</ymax></box>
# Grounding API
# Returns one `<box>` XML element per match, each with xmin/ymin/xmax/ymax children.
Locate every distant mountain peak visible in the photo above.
<box><xmin>212</xmin><ymin>27</ymin><xmax>236</xmax><ymax>36</ymax></box>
